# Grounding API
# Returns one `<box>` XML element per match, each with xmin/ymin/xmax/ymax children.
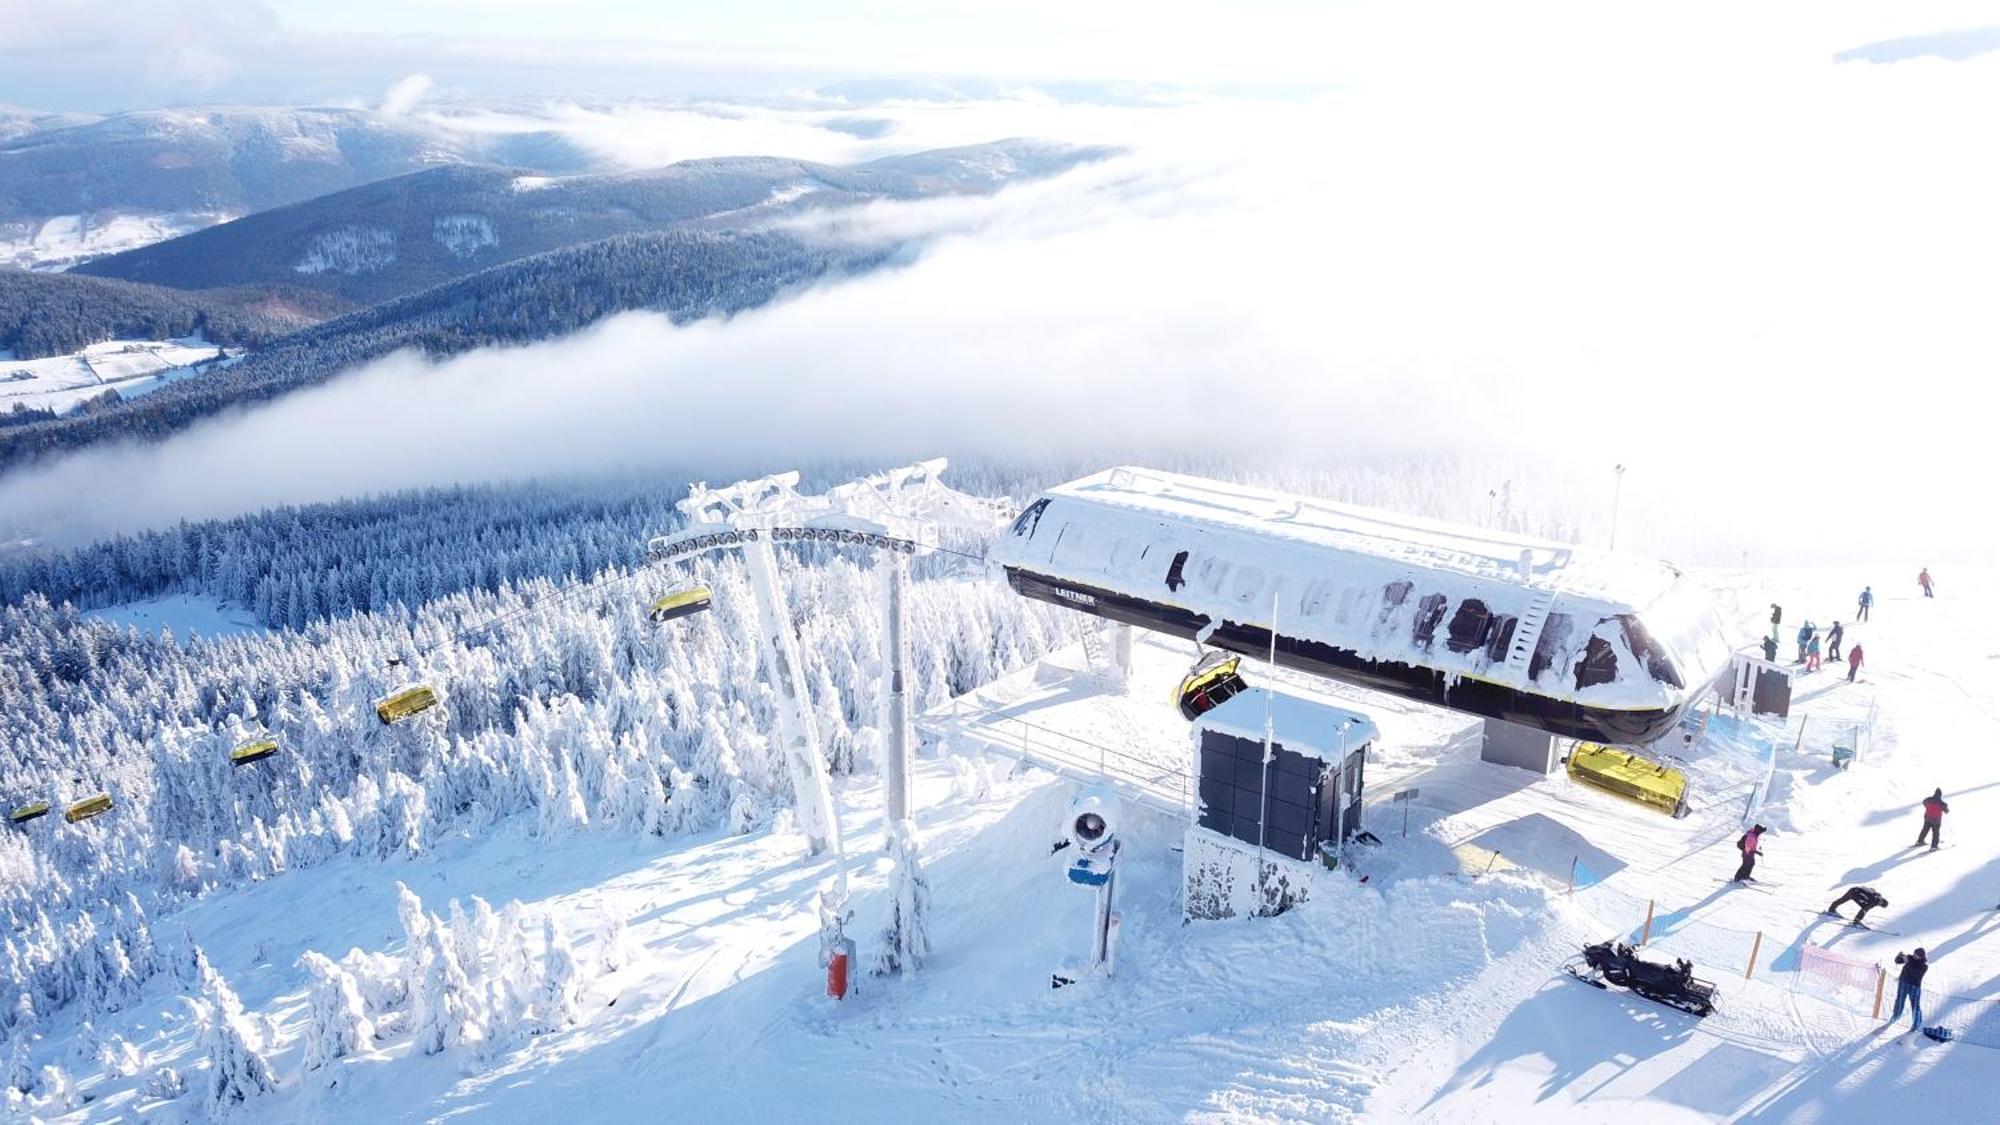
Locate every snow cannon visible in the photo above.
<box><xmin>1064</xmin><ymin>786</ymin><xmax>1122</xmax><ymax>854</ymax></box>
<box><xmin>1053</xmin><ymin>786</ymin><xmax>1124</xmax><ymax>987</ymax></box>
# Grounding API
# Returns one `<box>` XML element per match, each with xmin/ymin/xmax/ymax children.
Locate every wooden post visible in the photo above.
<box><xmin>1872</xmin><ymin>966</ymin><xmax>1887</xmax><ymax>1020</ymax></box>
<box><xmin>1745</xmin><ymin>931</ymin><xmax>1764</xmax><ymax>980</ymax></box>
<box><xmin>1567</xmin><ymin>855</ymin><xmax>1578</xmax><ymax>895</ymax></box>
<box><xmin>1793</xmin><ymin>715</ymin><xmax>1810</xmax><ymax>755</ymax></box>
<box><xmin>1641</xmin><ymin>900</ymin><xmax>1656</xmax><ymax>946</ymax></box>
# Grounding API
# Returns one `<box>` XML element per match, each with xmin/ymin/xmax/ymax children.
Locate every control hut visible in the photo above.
<box><xmin>1184</xmin><ymin>687</ymin><xmax>1378</xmax><ymax>920</ymax></box>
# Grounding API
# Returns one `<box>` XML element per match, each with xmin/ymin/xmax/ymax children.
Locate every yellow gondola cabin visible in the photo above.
<box><xmin>1567</xmin><ymin>742</ymin><xmax>1690</xmax><ymax>818</ymax></box>
<box><xmin>649</xmin><ymin>586</ymin><xmax>712</xmax><ymax>624</ymax></box>
<box><xmin>1177</xmin><ymin>652</ymin><xmax>1249</xmax><ymax>720</ymax></box>
<box><xmin>9</xmin><ymin>801</ymin><xmax>49</xmax><ymax>825</ymax></box>
<box><xmin>231</xmin><ymin>739</ymin><xmax>280</xmax><ymax>766</ymax></box>
<box><xmin>375</xmin><ymin>685</ymin><xmax>440</xmax><ymax>725</ymax></box>
<box><xmin>64</xmin><ymin>794</ymin><xmax>113</xmax><ymax>823</ymax></box>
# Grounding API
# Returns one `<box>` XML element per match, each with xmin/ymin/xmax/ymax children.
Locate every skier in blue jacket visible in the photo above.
<box><xmin>1858</xmin><ymin>586</ymin><xmax>1874</xmax><ymax>622</ymax></box>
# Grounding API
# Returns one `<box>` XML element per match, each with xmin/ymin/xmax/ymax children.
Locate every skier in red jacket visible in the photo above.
<box><xmin>1847</xmin><ymin>643</ymin><xmax>1865</xmax><ymax>683</ymax></box>
<box><xmin>1918</xmin><ymin>789</ymin><xmax>1949</xmax><ymax>850</ymax></box>
<box><xmin>1919</xmin><ymin>568</ymin><xmax>1934</xmax><ymax>598</ymax></box>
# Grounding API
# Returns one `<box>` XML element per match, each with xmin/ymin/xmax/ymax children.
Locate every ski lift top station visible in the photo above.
<box><xmin>991</xmin><ymin>466</ymin><xmax>1735</xmax><ymax>764</ymax></box>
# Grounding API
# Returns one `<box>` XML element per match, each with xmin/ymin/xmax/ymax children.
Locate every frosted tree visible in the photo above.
<box><xmin>98</xmin><ymin>1030</ymin><xmax>143</xmax><ymax>1077</ymax></box>
<box><xmin>297</xmin><ymin>950</ymin><xmax>374</xmax><ymax>1071</ymax></box>
<box><xmin>143</xmin><ymin>1065</ymin><xmax>186</xmax><ymax>1100</ymax></box>
<box><xmin>36</xmin><ymin>1064</ymin><xmax>77</xmax><ymax>1111</ymax></box>
<box><xmin>395</xmin><ymin>881</ymin><xmax>431</xmax><ymax>1002</ymax></box>
<box><xmin>533</xmin><ymin>917</ymin><xmax>581</xmax><ymax>1034</ymax></box>
<box><xmin>194</xmin><ymin>972</ymin><xmax>276</xmax><ymax>1115</ymax></box>
<box><xmin>872</xmin><ymin>821</ymin><xmax>933</xmax><ymax>979</ymax></box>
<box><xmin>410</xmin><ymin>925</ymin><xmax>483</xmax><ymax>1055</ymax></box>
<box><xmin>449</xmin><ymin>899</ymin><xmax>481</xmax><ymax>982</ymax></box>
<box><xmin>5</xmin><ymin>1038</ymin><xmax>32</xmax><ymax>1095</ymax></box>
<box><xmin>596</xmin><ymin>913</ymin><xmax>635</xmax><ymax>976</ymax></box>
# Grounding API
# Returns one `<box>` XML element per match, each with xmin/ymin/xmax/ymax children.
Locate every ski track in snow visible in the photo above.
<box><xmin>11</xmin><ymin>566</ymin><xmax>2000</xmax><ymax>1121</ymax></box>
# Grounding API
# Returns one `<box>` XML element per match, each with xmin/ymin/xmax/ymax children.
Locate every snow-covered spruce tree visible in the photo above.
<box><xmin>143</xmin><ymin>1065</ymin><xmax>186</xmax><ymax>1100</ymax></box>
<box><xmin>409</xmin><ymin>923</ymin><xmax>484</xmax><ymax>1055</ymax></box>
<box><xmin>872</xmin><ymin>820</ymin><xmax>933</xmax><ymax>979</ymax></box>
<box><xmin>297</xmin><ymin>950</ymin><xmax>374</xmax><ymax>1071</ymax></box>
<box><xmin>533</xmin><ymin>917</ymin><xmax>581</xmax><ymax>1034</ymax></box>
<box><xmin>596</xmin><ymin>913</ymin><xmax>634</xmax><ymax>976</ymax></box>
<box><xmin>194</xmin><ymin>982</ymin><xmax>276</xmax><ymax>1115</ymax></box>
<box><xmin>395</xmin><ymin>881</ymin><xmax>431</xmax><ymax>1002</ymax></box>
<box><xmin>36</xmin><ymin>1064</ymin><xmax>77</xmax><ymax>1112</ymax></box>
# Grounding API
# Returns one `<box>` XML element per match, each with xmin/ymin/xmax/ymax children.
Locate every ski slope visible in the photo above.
<box><xmin>8</xmin><ymin>567</ymin><xmax>2000</xmax><ymax>1122</ymax></box>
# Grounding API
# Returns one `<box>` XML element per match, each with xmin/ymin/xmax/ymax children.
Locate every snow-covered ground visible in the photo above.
<box><xmin>0</xmin><ymin>214</ymin><xmax>233</xmax><ymax>272</ymax></box>
<box><xmin>9</xmin><ymin>566</ymin><xmax>1999</xmax><ymax>1122</ymax></box>
<box><xmin>82</xmin><ymin>595</ymin><xmax>265</xmax><ymax>640</ymax></box>
<box><xmin>1</xmin><ymin>338</ymin><xmax>232</xmax><ymax>415</ymax></box>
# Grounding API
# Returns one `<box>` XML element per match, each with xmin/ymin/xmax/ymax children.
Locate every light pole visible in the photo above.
<box><xmin>1609</xmin><ymin>464</ymin><xmax>1626</xmax><ymax>551</ymax></box>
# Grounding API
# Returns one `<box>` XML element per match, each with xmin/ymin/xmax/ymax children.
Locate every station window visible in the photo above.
<box><xmin>1574</xmin><ymin>630</ymin><xmax>1620</xmax><ymax>689</ymax></box>
<box><xmin>1485</xmin><ymin>616</ymin><xmax>1518</xmax><ymax>663</ymax></box>
<box><xmin>1529</xmin><ymin>613</ymin><xmax>1572</xmax><ymax>681</ymax></box>
<box><xmin>1619</xmin><ymin>616</ymin><xmax>1683</xmax><ymax>688</ymax></box>
<box><xmin>1412</xmin><ymin>593</ymin><xmax>1449</xmax><ymax>649</ymax></box>
<box><xmin>1444</xmin><ymin>599</ymin><xmax>1490</xmax><ymax>654</ymax></box>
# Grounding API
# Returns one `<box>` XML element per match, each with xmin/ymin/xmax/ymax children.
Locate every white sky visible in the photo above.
<box><xmin>2</xmin><ymin>1</ymin><xmax>1999</xmax><ymax>110</ymax></box>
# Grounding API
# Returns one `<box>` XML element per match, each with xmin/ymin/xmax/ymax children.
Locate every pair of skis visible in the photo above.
<box><xmin>1805</xmin><ymin>909</ymin><xmax>1902</xmax><ymax>935</ymax></box>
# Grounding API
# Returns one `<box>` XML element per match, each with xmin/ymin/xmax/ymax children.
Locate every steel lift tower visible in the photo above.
<box><xmin>653</xmin><ymin>459</ymin><xmax>1007</xmax><ymax>986</ymax></box>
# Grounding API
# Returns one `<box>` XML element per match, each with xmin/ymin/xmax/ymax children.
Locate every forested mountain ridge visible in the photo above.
<box><xmin>0</xmin><ymin>105</ymin><xmax>592</xmax><ymax>270</ymax></box>
<box><xmin>0</xmin><ymin>269</ymin><xmax>343</xmax><ymax>360</ymax></box>
<box><xmin>0</xmin><ymin>228</ymin><xmax>889</xmax><ymax>472</ymax></box>
<box><xmin>71</xmin><ymin>140</ymin><xmax>1113</xmax><ymax>306</ymax></box>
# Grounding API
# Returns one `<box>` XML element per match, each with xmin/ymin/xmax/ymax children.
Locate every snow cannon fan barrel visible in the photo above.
<box><xmin>1065</xmin><ymin>787</ymin><xmax>1122</xmax><ymax>854</ymax></box>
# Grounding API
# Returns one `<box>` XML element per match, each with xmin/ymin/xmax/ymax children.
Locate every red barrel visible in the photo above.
<box><xmin>827</xmin><ymin>949</ymin><xmax>851</xmax><ymax>1000</ymax></box>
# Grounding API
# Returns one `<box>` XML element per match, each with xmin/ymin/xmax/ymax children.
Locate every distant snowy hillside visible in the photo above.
<box><xmin>0</xmin><ymin>107</ymin><xmax>499</xmax><ymax>271</ymax></box>
<box><xmin>70</xmin><ymin>140</ymin><xmax>1114</xmax><ymax>306</ymax></box>
<box><xmin>0</xmin><ymin>337</ymin><xmax>232</xmax><ymax>419</ymax></box>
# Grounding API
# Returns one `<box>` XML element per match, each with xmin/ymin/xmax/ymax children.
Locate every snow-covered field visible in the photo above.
<box><xmin>82</xmin><ymin>595</ymin><xmax>265</xmax><ymax>640</ymax></box>
<box><xmin>8</xmin><ymin>567</ymin><xmax>1998</xmax><ymax>1122</ymax></box>
<box><xmin>0</xmin><ymin>214</ymin><xmax>232</xmax><ymax>272</ymax></box>
<box><xmin>1</xmin><ymin>338</ymin><xmax>231</xmax><ymax>414</ymax></box>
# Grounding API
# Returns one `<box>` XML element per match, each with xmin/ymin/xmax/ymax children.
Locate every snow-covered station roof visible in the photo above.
<box><xmin>992</xmin><ymin>467</ymin><xmax>1736</xmax><ymax>740</ymax></box>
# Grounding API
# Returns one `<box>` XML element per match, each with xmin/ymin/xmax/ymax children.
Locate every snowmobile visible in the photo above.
<box><xmin>1564</xmin><ymin>939</ymin><xmax>1716</xmax><ymax>1017</ymax></box>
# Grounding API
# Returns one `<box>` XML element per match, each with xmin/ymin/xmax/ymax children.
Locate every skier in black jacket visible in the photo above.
<box><xmin>1892</xmin><ymin>948</ymin><xmax>1928</xmax><ymax>1032</ymax></box>
<box><xmin>1826</xmin><ymin>621</ymin><xmax>1844</xmax><ymax>663</ymax></box>
<box><xmin>1825</xmin><ymin>885</ymin><xmax>1888</xmax><ymax>924</ymax></box>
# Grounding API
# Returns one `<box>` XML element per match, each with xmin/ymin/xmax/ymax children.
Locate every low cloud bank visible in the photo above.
<box><xmin>5</xmin><ymin>22</ymin><xmax>1998</xmax><ymax>565</ymax></box>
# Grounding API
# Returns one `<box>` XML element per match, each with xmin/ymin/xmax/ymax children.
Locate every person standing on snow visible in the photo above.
<box><xmin>1807</xmin><ymin>631</ymin><xmax>1822</xmax><ymax>672</ymax></box>
<box><xmin>1917</xmin><ymin>789</ymin><xmax>1949</xmax><ymax>850</ymax></box>
<box><xmin>1892</xmin><ymin>948</ymin><xmax>1929</xmax><ymax>1033</ymax></box>
<box><xmin>1919</xmin><ymin>568</ymin><xmax>1934</xmax><ymax>598</ymax></box>
<box><xmin>1826</xmin><ymin>886</ymin><xmax>1889</xmax><ymax>925</ymax></box>
<box><xmin>1796</xmin><ymin>621</ymin><xmax>1814</xmax><ymax>663</ymax></box>
<box><xmin>1733</xmin><ymin>824</ymin><xmax>1766</xmax><ymax>883</ymax></box>
<box><xmin>1858</xmin><ymin>586</ymin><xmax>1874</xmax><ymax>621</ymax></box>
<box><xmin>1826</xmin><ymin>621</ymin><xmax>1845</xmax><ymax>663</ymax></box>
<box><xmin>1761</xmin><ymin>634</ymin><xmax>1779</xmax><ymax>662</ymax></box>
<box><xmin>1848</xmin><ymin>643</ymin><xmax>1865</xmax><ymax>683</ymax></box>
